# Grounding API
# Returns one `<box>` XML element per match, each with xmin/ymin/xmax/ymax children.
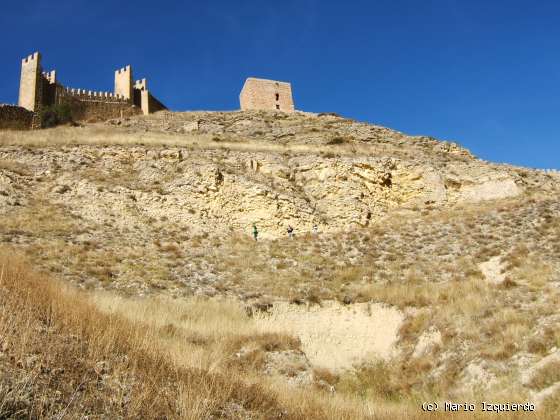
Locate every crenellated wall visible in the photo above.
<box><xmin>54</xmin><ymin>86</ymin><xmax>141</xmax><ymax>121</ymax></box>
<box><xmin>14</xmin><ymin>51</ymin><xmax>167</xmax><ymax>128</ymax></box>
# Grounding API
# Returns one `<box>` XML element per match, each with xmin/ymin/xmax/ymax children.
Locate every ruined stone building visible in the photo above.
<box><xmin>18</xmin><ymin>52</ymin><xmax>166</xmax><ymax>125</ymax></box>
<box><xmin>1</xmin><ymin>52</ymin><xmax>299</xmax><ymax>131</ymax></box>
<box><xmin>239</xmin><ymin>77</ymin><xmax>294</xmax><ymax>112</ymax></box>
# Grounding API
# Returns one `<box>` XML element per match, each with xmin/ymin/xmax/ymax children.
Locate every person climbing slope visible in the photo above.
<box><xmin>252</xmin><ymin>224</ymin><xmax>258</xmax><ymax>241</ymax></box>
<box><xmin>287</xmin><ymin>225</ymin><xmax>294</xmax><ymax>239</ymax></box>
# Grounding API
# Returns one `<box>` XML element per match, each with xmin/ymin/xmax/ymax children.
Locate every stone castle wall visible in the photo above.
<box><xmin>54</xmin><ymin>86</ymin><xmax>141</xmax><ymax>121</ymax></box>
<box><xmin>141</xmin><ymin>90</ymin><xmax>167</xmax><ymax>115</ymax></box>
<box><xmin>239</xmin><ymin>78</ymin><xmax>294</xmax><ymax>112</ymax></box>
<box><xmin>15</xmin><ymin>52</ymin><xmax>166</xmax><ymax>128</ymax></box>
<box><xmin>0</xmin><ymin>105</ymin><xmax>35</xmax><ymax>130</ymax></box>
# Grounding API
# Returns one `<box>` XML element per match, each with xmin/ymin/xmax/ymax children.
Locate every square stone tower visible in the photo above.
<box><xmin>18</xmin><ymin>52</ymin><xmax>42</xmax><ymax>111</ymax></box>
<box><xmin>239</xmin><ymin>77</ymin><xmax>294</xmax><ymax>112</ymax></box>
<box><xmin>115</xmin><ymin>65</ymin><xmax>133</xmax><ymax>100</ymax></box>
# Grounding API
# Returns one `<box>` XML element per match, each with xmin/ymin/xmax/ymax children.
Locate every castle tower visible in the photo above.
<box><xmin>19</xmin><ymin>52</ymin><xmax>42</xmax><ymax>111</ymax></box>
<box><xmin>134</xmin><ymin>78</ymin><xmax>147</xmax><ymax>91</ymax></box>
<box><xmin>239</xmin><ymin>77</ymin><xmax>295</xmax><ymax>112</ymax></box>
<box><xmin>44</xmin><ymin>70</ymin><xmax>56</xmax><ymax>85</ymax></box>
<box><xmin>115</xmin><ymin>65</ymin><xmax>133</xmax><ymax>100</ymax></box>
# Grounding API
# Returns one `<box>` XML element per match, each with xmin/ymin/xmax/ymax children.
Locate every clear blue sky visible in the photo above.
<box><xmin>1</xmin><ymin>0</ymin><xmax>559</xmax><ymax>169</ymax></box>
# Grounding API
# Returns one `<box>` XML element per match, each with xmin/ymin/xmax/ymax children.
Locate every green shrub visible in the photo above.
<box><xmin>40</xmin><ymin>104</ymin><xmax>73</xmax><ymax>128</ymax></box>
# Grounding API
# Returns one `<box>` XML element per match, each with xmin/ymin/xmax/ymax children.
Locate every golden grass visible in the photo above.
<box><xmin>0</xmin><ymin>123</ymin><xmax>413</xmax><ymax>159</ymax></box>
<box><xmin>0</xmin><ymin>248</ymin><xmax>373</xmax><ymax>419</ymax></box>
<box><xmin>1</xmin><ymin>120</ymin><xmax>560</xmax><ymax>417</ymax></box>
<box><xmin>2</xmin><ymin>249</ymin><xmax>557</xmax><ymax>419</ymax></box>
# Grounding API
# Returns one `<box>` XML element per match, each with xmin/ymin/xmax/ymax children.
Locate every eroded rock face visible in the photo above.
<box><xmin>459</xmin><ymin>178</ymin><xmax>521</xmax><ymax>202</ymax></box>
<box><xmin>2</xmin><ymin>110</ymin><xmax>555</xmax><ymax>241</ymax></box>
<box><xmin>0</xmin><ymin>146</ymin><xmax>530</xmax><ymax>239</ymax></box>
<box><xmin>254</xmin><ymin>301</ymin><xmax>403</xmax><ymax>371</ymax></box>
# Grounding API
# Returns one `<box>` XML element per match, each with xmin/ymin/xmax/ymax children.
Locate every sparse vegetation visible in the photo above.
<box><xmin>0</xmin><ymin>110</ymin><xmax>559</xmax><ymax>417</ymax></box>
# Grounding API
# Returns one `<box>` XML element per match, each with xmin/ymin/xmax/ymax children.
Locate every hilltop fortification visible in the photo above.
<box><xmin>16</xmin><ymin>52</ymin><xmax>166</xmax><ymax>128</ymax></box>
<box><xmin>240</xmin><ymin>77</ymin><xmax>294</xmax><ymax>112</ymax></box>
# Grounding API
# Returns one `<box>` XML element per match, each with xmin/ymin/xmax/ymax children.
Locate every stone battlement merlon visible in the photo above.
<box><xmin>115</xmin><ymin>65</ymin><xmax>131</xmax><ymax>75</ymax></box>
<box><xmin>134</xmin><ymin>79</ymin><xmax>147</xmax><ymax>91</ymax></box>
<box><xmin>63</xmin><ymin>87</ymin><xmax>129</xmax><ymax>101</ymax></box>
<box><xmin>42</xmin><ymin>70</ymin><xmax>57</xmax><ymax>84</ymax></box>
<box><xmin>22</xmin><ymin>52</ymin><xmax>41</xmax><ymax>65</ymax></box>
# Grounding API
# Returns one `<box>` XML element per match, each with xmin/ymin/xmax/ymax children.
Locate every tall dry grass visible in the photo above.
<box><xmin>0</xmin><ymin>249</ymin><xmax>330</xmax><ymax>419</ymax></box>
<box><xmin>1</xmin><ymin>249</ymin><xmax>558</xmax><ymax>419</ymax></box>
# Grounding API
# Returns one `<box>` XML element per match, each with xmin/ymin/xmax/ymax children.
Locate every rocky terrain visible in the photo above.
<box><xmin>1</xmin><ymin>110</ymin><xmax>559</xmax><ymax>418</ymax></box>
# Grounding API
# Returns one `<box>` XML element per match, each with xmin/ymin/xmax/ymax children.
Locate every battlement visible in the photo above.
<box><xmin>115</xmin><ymin>65</ymin><xmax>131</xmax><ymax>75</ymax></box>
<box><xmin>134</xmin><ymin>79</ymin><xmax>147</xmax><ymax>91</ymax></box>
<box><xmin>62</xmin><ymin>87</ymin><xmax>130</xmax><ymax>102</ymax></box>
<box><xmin>42</xmin><ymin>70</ymin><xmax>57</xmax><ymax>84</ymax></box>
<box><xmin>22</xmin><ymin>52</ymin><xmax>41</xmax><ymax>65</ymax></box>
<box><xmin>16</xmin><ymin>51</ymin><xmax>166</xmax><ymax>124</ymax></box>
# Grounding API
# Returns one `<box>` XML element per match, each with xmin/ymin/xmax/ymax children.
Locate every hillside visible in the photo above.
<box><xmin>1</xmin><ymin>110</ymin><xmax>559</xmax><ymax>418</ymax></box>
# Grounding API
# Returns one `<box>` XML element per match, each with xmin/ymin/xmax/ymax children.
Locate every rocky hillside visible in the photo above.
<box><xmin>1</xmin><ymin>111</ymin><xmax>557</xmax><ymax>240</ymax></box>
<box><xmin>1</xmin><ymin>110</ymin><xmax>559</xmax><ymax>417</ymax></box>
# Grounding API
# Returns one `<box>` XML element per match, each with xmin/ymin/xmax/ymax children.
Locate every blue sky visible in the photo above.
<box><xmin>1</xmin><ymin>0</ymin><xmax>559</xmax><ymax>169</ymax></box>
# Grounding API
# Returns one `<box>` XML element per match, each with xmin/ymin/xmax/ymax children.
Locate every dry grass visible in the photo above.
<box><xmin>2</xmin><ymin>249</ymin><xmax>556</xmax><ymax>419</ymax></box>
<box><xmin>0</xmin><ymin>248</ymin><xmax>379</xmax><ymax>419</ymax></box>
<box><xmin>0</xmin><ymin>199</ymin><xmax>77</xmax><ymax>237</ymax></box>
<box><xmin>1</xmin><ymin>112</ymin><xmax>559</xmax><ymax>417</ymax></box>
<box><xmin>0</xmin><ymin>120</ymin><xmax>427</xmax><ymax>160</ymax></box>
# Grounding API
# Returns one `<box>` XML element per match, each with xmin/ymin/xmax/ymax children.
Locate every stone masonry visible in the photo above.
<box><xmin>17</xmin><ymin>52</ymin><xmax>167</xmax><ymax>125</ymax></box>
<box><xmin>239</xmin><ymin>78</ymin><xmax>295</xmax><ymax>112</ymax></box>
<box><xmin>0</xmin><ymin>104</ymin><xmax>34</xmax><ymax>130</ymax></box>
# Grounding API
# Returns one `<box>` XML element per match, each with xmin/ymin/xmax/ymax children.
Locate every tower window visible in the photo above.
<box><xmin>275</xmin><ymin>93</ymin><xmax>279</xmax><ymax>101</ymax></box>
<box><xmin>276</xmin><ymin>104</ymin><xmax>280</xmax><ymax>110</ymax></box>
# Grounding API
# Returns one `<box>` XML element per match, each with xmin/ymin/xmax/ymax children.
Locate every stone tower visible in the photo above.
<box><xmin>18</xmin><ymin>52</ymin><xmax>42</xmax><ymax>111</ymax></box>
<box><xmin>114</xmin><ymin>65</ymin><xmax>133</xmax><ymax>99</ymax></box>
<box><xmin>239</xmin><ymin>77</ymin><xmax>295</xmax><ymax>112</ymax></box>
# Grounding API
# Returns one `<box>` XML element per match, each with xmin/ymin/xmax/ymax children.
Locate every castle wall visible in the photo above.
<box><xmin>239</xmin><ymin>78</ymin><xmax>295</xmax><ymax>112</ymax></box>
<box><xmin>54</xmin><ymin>86</ymin><xmax>141</xmax><ymax>121</ymax></box>
<box><xmin>41</xmin><ymin>73</ymin><xmax>57</xmax><ymax>108</ymax></box>
<box><xmin>16</xmin><ymin>51</ymin><xmax>168</xmax><ymax>127</ymax></box>
<box><xmin>140</xmin><ymin>90</ymin><xmax>167</xmax><ymax>115</ymax></box>
<box><xmin>0</xmin><ymin>105</ymin><xmax>34</xmax><ymax>130</ymax></box>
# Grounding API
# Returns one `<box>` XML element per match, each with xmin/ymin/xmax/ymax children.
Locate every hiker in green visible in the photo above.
<box><xmin>252</xmin><ymin>224</ymin><xmax>258</xmax><ymax>241</ymax></box>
